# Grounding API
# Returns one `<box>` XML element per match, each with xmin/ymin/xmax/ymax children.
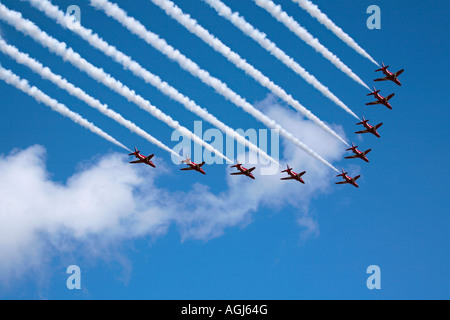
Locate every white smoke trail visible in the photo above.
<box><xmin>0</xmin><ymin>3</ymin><xmax>231</xmax><ymax>163</ymax></box>
<box><xmin>89</xmin><ymin>0</ymin><xmax>339</xmax><ymax>172</ymax></box>
<box><xmin>291</xmin><ymin>0</ymin><xmax>379</xmax><ymax>66</ymax></box>
<box><xmin>24</xmin><ymin>0</ymin><xmax>278</xmax><ymax>166</ymax></box>
<box><xmin>0</xmin><ymin>65</ymin><xmax>128</xmax><ymax>151</ymax></box>
<box><xmin>203</xmin><ymin>0</ymin><xmax>359</xmax><ymax>120</ymax></box>
<box><xmin>253</xmin><ymin>0</ymin><xmax>371</xmax><ymax>90</ymax></box>
<box><xmin>149</xmin><ymin>0</ymin><xmax>350</xmax><ymax>144</ymax></box>
<box><xmin>0</xmin><ymin>38</ymin><xmax>180</xmax><ymax>159</ymax></box>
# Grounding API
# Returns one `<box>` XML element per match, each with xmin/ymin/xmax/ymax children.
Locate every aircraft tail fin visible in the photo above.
<box><xmin>376</xmin><ymin>62</ymin><xmax>388</xmax><ymax>72</ymax></box>
<box><xmin>357</xmin><ymin>119</ymin><xmax>368</xmax><ymax>126</ymax></box>
<box><xmin>367</xmin><ymin>87</ymin><xmax>379</xmax><ymax>96</ymax></box>
<box><xmin>129</xmin><ymin>147</ymin><xmax>139</xmax><ymax>156</ymax></box>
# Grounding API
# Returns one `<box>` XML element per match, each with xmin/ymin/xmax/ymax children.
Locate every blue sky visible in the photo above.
<box><xmin>0</xmin><ymin>0</ymin><xmax>449</xmax><ymax>299</ymax></box>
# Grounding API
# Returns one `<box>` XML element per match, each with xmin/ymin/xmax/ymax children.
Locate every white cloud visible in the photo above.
<box><xmin>0</xmin><ymin>96</ymin><xmax>346</xmax><ymax>283</ymax></box>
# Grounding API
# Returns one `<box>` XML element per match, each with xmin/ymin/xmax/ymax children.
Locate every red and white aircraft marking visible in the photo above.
<box><xmin>230</xmin><ymin>162</ymin><xmax>256</xmax><ymax>180</ymax></box>
<box><xmin>374</xmin><ymin>62</ymin><xmax>404</xmax><ymax>86</ymax></box>
<box><xmin>355</xmin><ymin>117</ymin><xmax>383</xmax><ymax>138</ymax></box>
<box><xmin>129</xmin><ymin>147</ymin><xmax>156</xmax><ymax>168</ymax></box>
<box><xmin>366</xmin><ymin>87</ymin><xmax>395</xmax><ymax>110</ymax></box>
<box><xmin>180</xmin><ymin>156</ymin><xmax>206</xmax><ymax>175</ymax></box>
<box><xmin>336</xmin><ymin>169</ymin><xmax>361</xmax><ymax>188</ymax></box>
<box><xmin>345</xmin><ymin>143</ymin><xmax>371</xmax><ymax>163</ymax></box>
<box><xmin>280</xmin><ymin>165</ymin><xmax>306</xmax><ymax>184</ymax></box>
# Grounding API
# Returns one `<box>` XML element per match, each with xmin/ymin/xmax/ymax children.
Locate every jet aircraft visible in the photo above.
<box><xmin>129</xmin><ymin>147</ymin><xmax>156</xmax><ymax>168</ymax></box>
<box><xmin>374</xmin><ymin>62</ymin><xmax>404</xmax><ymax>86</ymax></box>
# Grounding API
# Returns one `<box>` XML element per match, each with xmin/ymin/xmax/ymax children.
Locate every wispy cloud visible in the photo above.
<box><xmin>25</xmin><ymin>0</ymin><xmax>276</xmax><ymax>165</ymax></box>
<box><xmin>0</xmin><ymin>37</ymin><xmax>178</xmax><ymax>158</ymax></box>
<box><xmin>0</xmin><ymin>96</ymin><xmax>344</xmax><ymax>284</ymax></box>
<box><xmin>0</xmin><ymin>65</ymin><xmax>129</xmax><ymax>151</ymax></box>
<box><xmin>90</xmin><ymin>0</ymin><xmax>339</xmax><ymax>172</ymax></box>
<box><xmin>0</xmin><ymin>2</ymin><xmax>229</xmax><ymax>163</ymax></box>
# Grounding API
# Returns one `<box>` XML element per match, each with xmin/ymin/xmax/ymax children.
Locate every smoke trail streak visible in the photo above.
<box><xmin>291</xmin><ymin>0</ymin><xmax>379</xmax><ymax>66</ymax></box>
<box><xmin>203</xmin><ymin>0</ymin><xmax>359</xmax><ymax>120</ymax></box>
<box><xmin>24</xmin><ymin>0</ymin><xmax>278</xmax><ymax>166</ymax></box>
<box><xmin>0</xmin><ymin>65</ymin><xmax>128</xmax><ymax>151</ymax></box>
<box><xmin>89</xmin><ymin>0</ymin><xmax>339</xmax><ymax>172</ymax></box>
<box><xmin>0</xmin><ymin>3</ymin><xmax>231</xmax><ymax>163</ymax></box>
<box><xmin>149</xmin><ymin>0</ymin><xmax>350</xmax><ymax>145</ymax></box>
<box><xmin>0</xmin><ymin>38</ymin><xmax>180</xmax><ymax>159</ymax></box>
<box><xmin>253</xmin><ymin>0</ymin><xmax>371</xmax><ymax>90</ymax></box>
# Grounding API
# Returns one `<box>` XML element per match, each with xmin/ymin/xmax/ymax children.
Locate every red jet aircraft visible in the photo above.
<box><xmin>355</xmin><ymin>117</ymin><xmax>383</xmax><ymax>138</ymax></box>
<box><xmin>366</xmin><ymin>87</ymin><xmax>395</xmax><ymax>110</ymax></box>
<box><xmin>335</xmin><ymin>169</ymin><xmax>361</xmax><ymax>188</ymax></box>
<box><xmin>230</xmin><ymin>162</ymin><xmax>256</xmax><ymax>180</ymax></box>
<box><xmin>129</xmin><ymin>147</ymin><xmax>156</xmax><ymax>168</ymax></box>
<box><xmin>345</xmin><ymin>143</ymin><xmax>371</xmax><ymax>163</ymax></box>
<box><xmin>180</xmin><ymin>156</ymin><xmax>206</xmax><ymax>175</ymax></box>
<box><xmin>374</xmin><ymin>62</ymin><xmax>404</xmax><ymax>86</ymax></box>
<box><xmin>280</xmin><ymin>165</ymin><xmax>306</xmax><ymax>184</ymax></box>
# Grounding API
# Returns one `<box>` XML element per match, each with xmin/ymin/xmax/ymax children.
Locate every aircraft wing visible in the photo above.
<box><xmin>335</xmin><ymin>181</ymin><xmax>348</xmax><ymax>185</ymax></box>
<box><xmin>374</xmin><ymin>77</ymin><xmax>389</xmax><ymax>82</ymax></box>
<box><xmin>345</xmin><ymin>155</ymin><xmax>359</xmax><ymax>159</ymax></box>
<box><xmin>248</xmin><ymin>167</ymin><xmax>256</xmax><ymax>173</ymax></box>
<box><xmin>395</xmin><ymin>69</ymin><xmax>404</xmax><ymax>77</ymax></box>
<box><xmin>281</xmin><ymin>177</ymin><xmax>294</xmax><ymax>180</ymax></box>
<box><xmin>180</xmin><ymin>167</ymin><xmax>195</xmax><ymax>171</ymax></box>
<box><xmin>364</xmin><ymin>149</ymin><xmax>372</xmax><ymax>156</ymax></box>
<box><xmin>386</xmin><ymin>93</ymin><xmax>395</xmax><ymax>101</ymax></box>
<box><xmin>231</xmin><ymin>172</ymin><xmax>245</xmax><ymax>175</ymax></box>
<box><xmin>374</xmin><ymin>123</ymin><xmax>383</xmax><ymax>130</ymax></box>
<box><xmin>130</xmin><ymin>160</ymin><xmax>144</xmax><ymax>164</ymax></box>
<box><xmin>366</xmin><ymin>101</ymin><xmax>381</xmax><ymax>106</ymax></box>
<box><xmin>355</xmin><ymin>129</ymin><xmax>369</xmax><ymax>134</ymax></box>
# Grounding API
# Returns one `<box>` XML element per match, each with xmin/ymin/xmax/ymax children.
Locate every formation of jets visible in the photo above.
<box><xmin>339</xmin><ymin>62</ymin><xmax>404</xmax><ymax>187</ymax></box>
<box><xmin>128</xmin><ymin>63</ymin><xmax>403</xmax><ymax>189</ymax></box>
